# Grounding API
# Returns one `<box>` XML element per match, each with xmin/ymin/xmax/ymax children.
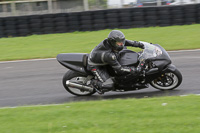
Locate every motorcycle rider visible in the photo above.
<box><xmin>88</xmin><ymin>30</ymin><xmax>145</xmax><ymax>94</ymax></box>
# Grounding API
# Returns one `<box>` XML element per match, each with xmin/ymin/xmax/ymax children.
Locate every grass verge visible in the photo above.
<box><xmin>0</xmin><ymin>24</ymin><xmax>200</xmax><ymax>61</ymax></box>
<box><xmin>0</xmin><ymin>95</ymin><xmax>200</xmax><ymax>133</ymax></box>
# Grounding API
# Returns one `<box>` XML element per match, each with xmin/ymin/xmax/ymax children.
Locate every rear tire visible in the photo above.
<box><xmin>62</xmin><ymin>70</ymin><xmax>96</xmax><ymax>96</ymax></box>
<box><xmin>150</xmin><ymin>69</ymin><xmax>182</xmax><ymax>91</ymax></box>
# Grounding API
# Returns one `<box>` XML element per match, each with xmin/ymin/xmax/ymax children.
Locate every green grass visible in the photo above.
<box><xmin>0</xmin><ymin>24</ymin><xmax>200</xmax><ymax>61</ymax></box>
<box><xmin>0</xmin><ymin>95</ymin><xmax>200</xmax><ymax>133</ymax></box>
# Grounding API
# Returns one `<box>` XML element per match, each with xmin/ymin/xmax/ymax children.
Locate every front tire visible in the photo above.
<box><xmin>150</xmin><ymin>68</ymin><xmax>182</xmax><ymax>91</ymax></box>
<box><xmin>62</xmin><ymin>70</ymin><xmax>96</xmax><ymax>96</ymax></box>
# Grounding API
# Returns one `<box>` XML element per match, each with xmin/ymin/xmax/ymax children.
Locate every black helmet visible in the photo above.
<box><xmin>107</xmin><ymin>30</ymin><xmax>125</xmax><ymax>51</ymax></box>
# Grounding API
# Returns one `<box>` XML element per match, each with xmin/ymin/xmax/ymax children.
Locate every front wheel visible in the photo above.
<box><xmin>62</xmin><ymin>70</ymin><xmax>96</xmax><ymax>96</ymax></box>
<box><xmin>150</xmin><ymin>68</ymin><xmax>182</xmax><ymax>91</ymax></box>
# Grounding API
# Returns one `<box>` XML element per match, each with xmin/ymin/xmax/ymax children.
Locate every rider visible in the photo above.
<box><xmin>88</xmin><ymin>30</ymin><xmax>145</xmax><ymax>94</ymax></box>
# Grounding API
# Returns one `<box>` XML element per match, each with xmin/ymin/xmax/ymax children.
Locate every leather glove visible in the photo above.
<box><xmin>130</xmin><ymin>67</ymin><xmax>139</xmax><ymax>76</ymax></box>
<box><xmin>136</xmin><ymin>61</ymin><xmax>145</xmax><ymax>75</ymax></box>
<box><xmin>126</xmin><ymin>40</ymin><xmax>145</xmax><ymax>49</ymax></box>
<box><xmin>136</xmin><ymin>66</ymin><xmax>143</xmax><ymax>74</ymax></box>
<box><xmin>138</xmin><ymin>42</ymin><xmax>145</xmax><ymax>49</ymax></box>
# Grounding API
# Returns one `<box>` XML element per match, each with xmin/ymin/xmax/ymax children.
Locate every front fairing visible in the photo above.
<box><xmin>139</xmin><ymin>42</ymin><xmax>162</xmax><ymax>60</ymax></box>
<box><xmin>139</xmin><ymin>42</ymin><xmax>171</xmax><ymax>70</ymax></box>
<box><xmin>152</xmin><ymin>44</ymin><xmax>171</xmax><ymax>70</ymax></box>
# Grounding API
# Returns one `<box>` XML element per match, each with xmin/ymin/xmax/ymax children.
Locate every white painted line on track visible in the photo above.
<box><xmin>180</xmin><ymin>95</ymin><xmax>187</xmax><ymax>97</ymax></box>
<box><xmin>168</xmin><ymin>49</ymin><xmax>200</xmax><ymax>53</ymax></box>
<box><xmin>0</xmin><ymin>104</ymin><xmax>64</xmax><ymax>109</ymax></box>
<box><xmin>0</xmin><ymin>94</ymin><xmax>200</xmax><ymax>109</ymax></box>
<box><xmin>0</xmin><ymin>58</ymin><xmax>56</xmax><ymax>64</ymax></box>
<box><xmin>180</xmin><ymin>94</ymin><xmax>200</xmax><ymax>97</ymax></box>
<box><xmin>0</xmin><ymin>49</ymin><xmax>199</xmax><ymax>64</ymax></box>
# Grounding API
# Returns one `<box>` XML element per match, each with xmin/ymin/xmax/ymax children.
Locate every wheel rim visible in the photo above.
<box><xmin>66</xmin><ymin>76</ymin><xmax>94</xmax><ymax>95</ymax></box>
<box><xmin>151</xmin><ymin>72</ymin><xmax>179</xmax><ymax>90</ymax></box>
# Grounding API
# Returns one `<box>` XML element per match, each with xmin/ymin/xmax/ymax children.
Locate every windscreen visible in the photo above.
<box><xmin>138</xmin><ymin>42</ymin><xmax>162</xmax><ymax>61</ymax></box>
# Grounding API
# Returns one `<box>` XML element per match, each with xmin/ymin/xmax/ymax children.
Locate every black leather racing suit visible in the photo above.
<box><xmin>88</xmin><ymin>39</ymin><xmax>144</xmax><ymax>90</ymax></box>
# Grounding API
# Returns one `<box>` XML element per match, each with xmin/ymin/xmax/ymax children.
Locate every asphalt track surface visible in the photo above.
<box><xmin>0</xmin><ymin>50</ymin><xmax>200</xmax><ymax>107</ymax></box>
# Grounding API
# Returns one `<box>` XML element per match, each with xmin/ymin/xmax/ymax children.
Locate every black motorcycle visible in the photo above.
<box><xmin>57</xmin><ymin>41</ymin><xmax>182</xmax><ymax>96</ymax></box>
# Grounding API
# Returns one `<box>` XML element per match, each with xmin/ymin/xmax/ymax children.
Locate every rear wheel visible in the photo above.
<box><xmin>62</xmin><ymin>70</ymin><xmax>96</xmax><ymax>96</ymax></box>
<box><xmin>150</xmin><ymin>69</ymin><xmax>182</xmax><ymax>91</ymax></box>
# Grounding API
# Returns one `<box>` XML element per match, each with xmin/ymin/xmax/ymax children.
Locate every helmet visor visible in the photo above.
<box><xmin>115</xmin><ymin>37</ymin><xmax>125</xmax><ymax>47</ymax></box>
<box><xmin>114</xmin><ymin>38</ymin><xmax>125</xmax><ymax>51</ymax></box>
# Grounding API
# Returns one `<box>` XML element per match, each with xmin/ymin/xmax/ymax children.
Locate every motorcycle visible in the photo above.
<box><xmin>57</xmin><ymin>41</ymin><xmax>182</xmax><ymax>96</ymax></box>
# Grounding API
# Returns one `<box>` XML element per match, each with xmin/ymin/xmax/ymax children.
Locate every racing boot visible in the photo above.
<box><xmin>91</xmin><ymin>78</ymin><xmax>114</xmax><ymax>94</ymax></box>
<box><xmin>90</xmin><ymin>79</ymin><xmax>104</xmax><ymax>94</ymax></box>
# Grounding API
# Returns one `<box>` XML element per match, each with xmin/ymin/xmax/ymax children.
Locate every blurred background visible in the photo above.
<box><xmin>0</xmin><ymin>0</ymin><xmax>200</xmax><ymax>17</ymax></box>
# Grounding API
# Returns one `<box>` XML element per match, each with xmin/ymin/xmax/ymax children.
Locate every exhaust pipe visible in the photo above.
<box><xmin>66</xmin><ymin>80</ymin><xmax>94</xmax><ymax>92</ymax></box>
